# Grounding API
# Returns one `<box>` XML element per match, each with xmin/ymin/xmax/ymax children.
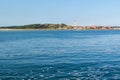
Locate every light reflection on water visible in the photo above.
<box><xmin>0</xmin><ymin>30</ymin><xmax>120</xmax><ymax>80</ymax></box>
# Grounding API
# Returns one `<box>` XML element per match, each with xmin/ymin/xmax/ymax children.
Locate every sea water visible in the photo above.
<box><xmin>0</xmin><ymin>30</ymin><xmax>120</xmax><ymax>80</ymax></box>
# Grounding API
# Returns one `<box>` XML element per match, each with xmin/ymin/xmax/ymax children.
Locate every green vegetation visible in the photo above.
<box><xmin>0</xmin><ymin>24</ymin><xmax>71</xmax><ymax>30</ymax></box>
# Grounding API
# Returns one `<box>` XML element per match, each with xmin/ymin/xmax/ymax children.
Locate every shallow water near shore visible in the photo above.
<box><xmin>0</xmin><ymin>30</ymin><xmax>120</xmax><ymax>80</ymax></box>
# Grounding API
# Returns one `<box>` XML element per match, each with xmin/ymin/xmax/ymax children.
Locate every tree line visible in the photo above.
<box><xmin>0</xmin><ymin>24</ymin><xmax>71</xmax><ymax>29</ymax></box>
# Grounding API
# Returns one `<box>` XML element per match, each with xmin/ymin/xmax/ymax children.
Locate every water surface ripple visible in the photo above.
<box><xmin>0</xmin><ymin>30</ymin><xmax>120</xmax><ymax>80</ymax></box>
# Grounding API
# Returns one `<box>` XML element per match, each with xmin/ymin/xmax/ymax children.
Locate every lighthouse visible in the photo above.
<box><xmin>73</xmin><ymin>20</ymin><xmax>77</xmax><ymax>29</ymax></box>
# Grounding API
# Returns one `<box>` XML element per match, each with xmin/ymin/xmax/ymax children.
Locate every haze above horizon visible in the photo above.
<box><xmin>0</xmin><ymin>0</ymin><xmax>120</xmax><ymax>26</ymax></box>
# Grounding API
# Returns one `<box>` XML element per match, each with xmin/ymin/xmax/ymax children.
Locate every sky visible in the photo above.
<box><xmin>0</xmin><ymin>0</ymin><xmax>120</xmax><ymax>26</ymax></box>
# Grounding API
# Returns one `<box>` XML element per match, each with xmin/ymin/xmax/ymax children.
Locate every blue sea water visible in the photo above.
<box><xmin>0</xmin><ymin>30</ymin><xmax>120</xmax><ymax>80</ymax></box>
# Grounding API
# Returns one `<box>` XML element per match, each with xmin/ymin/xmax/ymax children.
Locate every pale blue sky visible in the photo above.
<box><xmin>0</xmin><ymin>0</ymin><xmax>120</xmax><ymax>26</ymax></box>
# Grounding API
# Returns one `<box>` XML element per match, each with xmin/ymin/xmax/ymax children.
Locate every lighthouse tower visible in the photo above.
<box><xmin>73</xmin><ymin>20</ymin><xmax>77</xmax><ymax>29</ymax></box>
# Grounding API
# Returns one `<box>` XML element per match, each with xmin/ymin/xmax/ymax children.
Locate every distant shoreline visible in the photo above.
<box><xmin>0</xmin><ymin>23</ymin><xmax>120</xmax><ymax>31</ymax></box>
<box><xmin>0</xmin><ymin>28</ymin><xmax>120</xmax><ymax>31</ymax></box>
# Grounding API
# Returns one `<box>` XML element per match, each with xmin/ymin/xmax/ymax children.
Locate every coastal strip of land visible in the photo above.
<box><xmin>0</xmin><ymin>23</ymin><xmax>120</xmax><ymax>30</ymax></box>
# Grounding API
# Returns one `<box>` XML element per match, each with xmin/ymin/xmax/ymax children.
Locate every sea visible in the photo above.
<box><xmin>0</xmin><ymin>30</ymin><xmax>120</xmax><ymax>80</ymax></box>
